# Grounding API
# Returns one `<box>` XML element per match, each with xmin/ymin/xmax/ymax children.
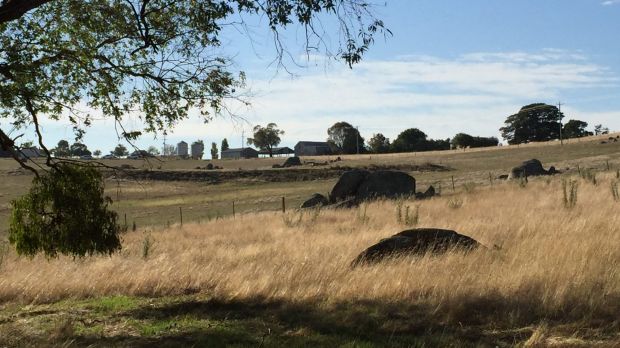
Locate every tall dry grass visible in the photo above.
<box><xmin>0</xmin><ymin>173</ymin><xmax>619</xmax><ymax>325</ymax></box>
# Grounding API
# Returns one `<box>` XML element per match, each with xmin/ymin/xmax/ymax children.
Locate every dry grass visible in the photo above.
<box><xmin>0</xmin><ymin>173</ymin><xmax>618</xmax><ymax>331</ymax></box>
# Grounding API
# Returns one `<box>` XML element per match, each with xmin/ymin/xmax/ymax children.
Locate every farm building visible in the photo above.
<box><xmin>294</xmin><ymin>141</ymin><xmax>332</xmax><ymax>156</ymax></box>
<box><xmin>221</xmin><ymin>147</ymin><xmax>259</xmax><ymax>159</ymax></box>
<box><xmin>0</xmin><ymin>147</ymin><xmax>42</xmax><ymax>159</ymax></box>
<box><xmin>176</xmin><ymin>141</ymin><xmax>188</xmax><ymax>157</ymax></box>
<box><xmin>258</xmin><ymin>147</ymin><xmax>295</xmax><ymax>157</ymax></box>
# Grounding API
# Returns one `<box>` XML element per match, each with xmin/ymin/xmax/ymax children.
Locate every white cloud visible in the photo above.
<box><xmin>602</xmin><ymin>0</ymin><xmax>620</xmax><ymax>5</ymax></box>
<box><xmin>29</xmin><ymin>49</ymin><xmax>620</xmax><ymax>152</ymax></box>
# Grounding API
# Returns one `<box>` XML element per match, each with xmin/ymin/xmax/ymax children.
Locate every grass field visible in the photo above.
<box><xmin>1</xmin><ymin>132</ymin><xmax>620</xmax><ymax>230</ymax></box>
<box><xmin>0</xmin><ymin>134</ymin><xmax>620</xmax><ymax>346</ymax></box>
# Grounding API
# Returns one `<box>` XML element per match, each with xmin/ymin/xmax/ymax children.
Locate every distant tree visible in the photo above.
<box><xmin>594</xmin><ymin>124</ymin><xmax>610</xmax><ymax>136</ymax></box>
<box><xmin>112</xmin><ymin>144</ymin><xmax>129</xmax><ymax>157</ymax></box>
<box><xmin>391</xmin><ymin>128</ymin><xmax>428</xmax><ymax>152</ymax></box>
<box><xmin>425</xmin><ymin>138</ymin><xmax>451</xmax><ymax>151</ymax></box>
<box><xmin>562</xmin><ymin>120</ymin><xmax>593</xmax><ymax>139</ymax></box>
<box><xmin>19</xmin><ymin>140</ymin><xmax>34</xmax><ymax>149</ymax></box>
<box><xmin>327</xmin><ymin>121</ymin><xmax>364</xmax><ymax>154</ymax></box>
<box><xmin>452</xmin><ymin>133</ymin><xmax>499</xmax><ymax>148</ymax></box>
<box><xmin>451</xmin><ymin>133</ymin><xmax>475</xmax><ymax>149</ymax></box>
<box><xmin>93</xmin><ymin>150</ymin><xmax>102</xmax><ymax>157</ymax></box>
<box><xmin>70</xmin><ymin>142</ymin><xmax>91</xmax><ymax>157</ymax></box>
<box><xmin>500</xmin><ymin>103</ymin><xmax>563</xmax><ymax>145</ymax></box>
<box><xmin>247</xmin><ymin>123</ymin><xmax>285</xmax><ymax>157</ymax></box>
<box><xmin>367</xmin><ymin>133</ymin><xmax>391</xmax><ymax>153</ymax></box>
<box><xmin>211</xmin><ymin>142</ymin><xmax>219</xmax><ymax>160</ymax></box>
<box><xmin>472</xmin><ymin>136</ymin><xmax>499</xmax><ymax>148</ymax></box>
<box><xmin>147</xmin><ymin>146</ymin><xmax>160</xmax><ymax>156</ymax></box>
<box><xmin>51</xmin><ymin>140</ymin><xmax>71</xmax><ymax>157</ymax></box>
<box><xmin>221</xmin><ymin>138</ymin><xmax>229</xmax><ymax>152</ymax></box>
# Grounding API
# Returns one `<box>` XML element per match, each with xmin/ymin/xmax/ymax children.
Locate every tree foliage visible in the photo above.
<box><xmin>9</xmin><ymin>164</ymin><xmax>121</xmax><ymax>258</ymax></box>
<box><xmin>112</xmin><ymin>144</ymin><xmax>129</xmax><ymax>157</ymax></box>
<box><xmin>594</xmin><ymin>124</ymin><xmax>610</xmax><ymax>135</ymax></box>
<box><xmin>146</xmin><ymin>145</ymin><xmax>160</xmax><ymax>156</ymax></box>
<box><xmin>51</xmin><ymin>140</ymin><xmax>70</xmax><ymax>157</ymax></box>
<box><xmin>19</xmin><ymin>140</ymin><xmax>34</xmax><ymax>148</ymax></box>
<box><xmin>221</xmin><ymin>138</ymin><xmax>229</xmax><ymax>152</ymax></box>
<box><xmin>211</xmin><ymin>142</ymin><xmax>219</xmax><ymax>159</ymax></box>
<box><xmin>391</xmin><ymin>128</ymin><xmax>450</xmax><ymax>152</ymax></box>
<box><xmin>70</xmin><ymin>142</ymin><xmax>91</xmax><ymax>156</ymax></box>
<box><xmin>562</xmin><ymin>120</ymin><xmax>593</xmax><ymax>139</ymax></box>
<box><xmin>391</xmin><ymin>128</ymin><xmax>428</xmax><ymax>152</ymax></box>
<box><xmin>451</xmin><ymin>133</ymin><xmax>499</xmax><ymax>148</ymax></box>
<box><xmin>0</xmin><ymin>0</ymin><xmax>387</xmax><ymax>169</ymax></box>
<box><xmin>500</xmin><ymin>103</ymin><xmax>563</xmax><ymax>145</ymax></box>
<box><xmin>247</xmin><ymin>123</ymin><xmax>284</xmax><ymax>157</ymax></box>
<box><xmin>367</xmin><ymin>133</ymin><xmax>390</xmax><ymax>153</ymax></box>
<box><xmin>327</xmin><ymin>121</ymin><xmax>364</xmax><ymax>154</ymax></box>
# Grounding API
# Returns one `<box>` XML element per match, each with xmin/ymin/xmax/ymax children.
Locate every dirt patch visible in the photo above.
<box><xmin>112</xmin><ymin>163</ymin><xmax>451</xmax><ymax>184</ymax></box>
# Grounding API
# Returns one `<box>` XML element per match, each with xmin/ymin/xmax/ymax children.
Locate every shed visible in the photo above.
<box><xmin>294</xmin><ymin>141</ymin><xmax>332</xmax><ymax>157</ymax></box>
<box><xmin>258</xmin><ymin>147</ymin><xmax>295</xmax><ymax>157</ymax></box>
<box><xmin>221</xmin><ymin>147</ymin><xmax>259</xmax><ymax>159</ymax></box>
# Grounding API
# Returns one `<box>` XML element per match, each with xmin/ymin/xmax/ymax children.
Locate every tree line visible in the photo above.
<box><xmin>325</xmin><ymin>121</ymin><xmax>498</xmax><ymax>154</ymax></box>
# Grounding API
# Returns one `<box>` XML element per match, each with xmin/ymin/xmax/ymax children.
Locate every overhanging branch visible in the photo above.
<box><xmin>0</xmin><ymin>0</ymin><xmax>52</xmax><ymax>24</ymax></box>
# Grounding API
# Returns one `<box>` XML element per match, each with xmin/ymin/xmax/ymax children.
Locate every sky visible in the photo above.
<box><xmin>28</xmin><ymin>0</ymin><xmax>620</xmax><ymax>154</ymax></box>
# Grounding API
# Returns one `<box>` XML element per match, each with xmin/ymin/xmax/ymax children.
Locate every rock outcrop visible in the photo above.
<box><xmin>300</xmin><ymin>193</ymin><xmax>329</xmax><ymax>208</ymax></box>
<box><xmin>351</xmin><ymin>228</ymin><xmax>483</xmax><ymax>266</ymax></box>
<box><xmin>510</xmin><ymin>159</ymin><xmax>558</xmax><ymax>179</ymax></box>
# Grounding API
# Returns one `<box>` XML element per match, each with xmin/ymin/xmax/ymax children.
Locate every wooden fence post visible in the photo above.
<box><xmin>232</xmin><ymin>201</ymin><xmax>235</xmax><ymax>219</ymax></box>
<box><xmin>451</xmin><ymin>176</ymin><xmax>455</xmax><ymax>192</ymax></box>
<box><xmin>179</xmin><ymin>207</ymin><xmax>183</xmax><ymax>226</ymax></box>
<box><xmin>489</xmin><ymin>172</ymin><xmax>493</xmax><ymax>185</ymax></box>
<box><xmin>606</xmin><ymin>160</ymin><xmax>610</xmax><ymax>171</ymax></box>
<box><xmin>282</xmin><ymin>197</ymin><xmax>286</xmax><ymax>213</ymax></box>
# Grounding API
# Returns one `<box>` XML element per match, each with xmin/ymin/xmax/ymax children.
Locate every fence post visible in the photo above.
<box><xmin>451</xmin><ymin>176</ymin><xmax>455</xmax><ymax>192</ymax></box>
<box><xmin>232</xmin><ymin>201</ymin><xmax>235</xmax><ymax>219</ymax></box>
<box><xmin>124</xmin><ymin>213</ymin><xmax>127</xmax><ymax>228</ymax></box>
<box><xmin>606</xmin><ymin>160</ymin><xmax>610</xmax><ymax>171</ymax></box>
<box><xmin>577</xmin><ymin>165</ymin><xmax>581</xmax><ymax>175</ymax></box>
<box><xmin>282</xmin><ymin>196</ymin><xmax>286</xmax><ymax>213</ymax></box>
<box><xmin>489</xmin><ymin>172</ymin><xmax>493</xmax><ymax>185</ymax></box>
<box><xmin>179</xmin><ymin>207</ymin><xmax>183</xmax><ymax>226</ymax></box>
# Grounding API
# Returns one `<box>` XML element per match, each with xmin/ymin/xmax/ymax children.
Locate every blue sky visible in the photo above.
<box><xmin>32</xmin><ymin>0</ymin><xmax>620</xmax><ymax>155</ymax></box>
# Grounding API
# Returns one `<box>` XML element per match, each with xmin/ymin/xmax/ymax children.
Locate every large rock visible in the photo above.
<box><xmin>300</xmin><ymin>193</ymin><xmax>329</xmax><ymax>208</ymax></box>
<box><xmin>329</xmin><ymin>169</ymin><xmax>370</xmax><ymax>203</ymax></box>
<box><xmin>351</xmin><ymin>228</ymin><xmax>483</xmax><ymax>266</ymax></box>
<box><xmin>356</xmin><ymin>171</ymin><xmax>416</xmax><ymax>201</ymax></box>
<box><xmin>283</xmin><ymin>156</ymin><xmax>302</xmax><ymax>167</ymax></box>
<box><xmin>510</xmin><ymin>159</ymin><xmax>555</xmax><ymax>178</ymax></box>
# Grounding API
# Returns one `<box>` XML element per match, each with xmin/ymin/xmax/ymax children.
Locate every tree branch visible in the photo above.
<box><xmin>0</xmin><ymin>0</ymin><xmax>52</xmax><ymax>24</ymax></box>
<box><xmin>0</xmin><ymin>127</ymin><xmax>40</xmax><ymax>177</ymax></box>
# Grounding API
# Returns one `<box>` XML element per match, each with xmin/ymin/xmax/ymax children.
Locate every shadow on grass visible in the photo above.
<box><xmin>66</xmin><ymin>297</ymin><xmax>517</xmax><ymax>348</ymax></box>
<box><xmin>4</xmin><ymin>289</ymin><xmax>620</xmax><ymax>347</ymax></box>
